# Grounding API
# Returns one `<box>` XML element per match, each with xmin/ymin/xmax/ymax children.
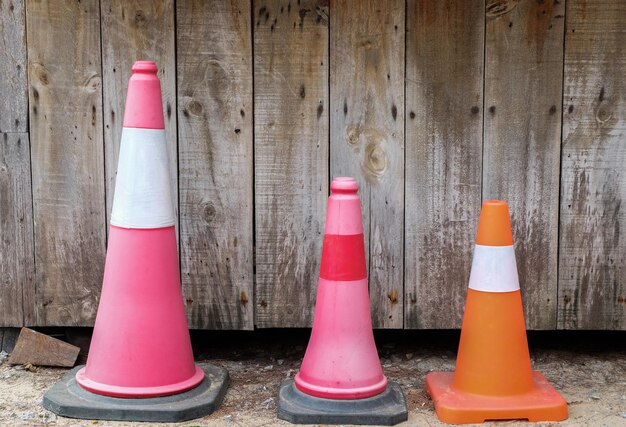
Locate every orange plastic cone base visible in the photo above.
<box><xmin>426</xmin><ymin>371</ymin><xmax>567</xmax><ymax>424</ymax></box>
<box><xmin>425</xmin><ymin>287</ymin><xmax>567</xmax><ymax>423</ymax></box>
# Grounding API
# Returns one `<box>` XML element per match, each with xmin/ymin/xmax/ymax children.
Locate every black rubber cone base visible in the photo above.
<box><xmin>42</xmin><ymin>365</ymin><xmax>229</xmax><ymax>422</ymax></box>
<box><xmin>277</xmin><ymin>379</ymin><xmax>408</xmax><ymax>425</ymax></box>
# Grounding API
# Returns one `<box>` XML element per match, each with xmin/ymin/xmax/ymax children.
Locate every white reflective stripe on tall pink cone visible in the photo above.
<box><xmin>110</xmin><ymin>128</ymin><xmax>175</xmax><ymax>229</ymax></box>
<box><xmin>468</xmin><ymin>245</ymin><xmax>520</xmax><ymax>292</ymax></box>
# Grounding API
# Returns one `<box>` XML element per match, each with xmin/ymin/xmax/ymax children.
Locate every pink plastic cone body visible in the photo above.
<box><xmin>294</xmin><ymin>177</ymin><xmax>388</xmax><ymax>400</ymax></box>
<box><xmin>123</xmin><ymin>61</ymin><xmax>165</xmax><ymax>130</ymax></box>
<box><xmin>76</xmin><ymin>227</ymin><xmax>204</xmax><ymax>397</ymax></box>
<box><xmin>76</xmin><ymin>61</ymin><xmax>203</xmax><ymax>398</ymax></box>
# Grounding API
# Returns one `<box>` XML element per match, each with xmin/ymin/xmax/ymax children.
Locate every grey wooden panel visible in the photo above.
<box><xmin>559</xmin><ymin>0</ymin><xmax>626</xmax><ymax>330</ymax></box>
<box><xmin>0</xmin><ymin>133</ymin><xmax>33</xmax><ymax>326</ymax></box>
<box><xmin>0</xmin><ymin>0</ymin><xmax>28</xmax><ymax>133</ymax></box>
<box><xmin>405</xmin><ymin>0</ymin><xmax>484</xmax><ymax>328</ymax></box>
<box><xmin>101</xmin><ymin>0</ymin><xmax>177</xmax><ymax>230</ymax></box>
<box><xmin>330</xmin><ymin>0</ymin><xmax>405</xmax><ymax>328</ymax></box>
<box><xmin>0</xmin><ymin>0</ymin><xmax>31</xmax><ymax>327</ymax></box>
<box><xmin>177</xmin><ymin>0</ymin><xmax>254</xmax><ymax>330</ymax></box>
<box><xmin>254</xmin><ymin>0</ymin><xmax>329</xmax><ymax>327</ymax></box>
<box><xmin>483</xmin><ymin>0</ymin><xmax>565</xmax><ymax>329</ymax></box>
<box><xmin>26</xmin><ymin>0</ymin><xmax>106</xmax><ymax>326</ymax></box>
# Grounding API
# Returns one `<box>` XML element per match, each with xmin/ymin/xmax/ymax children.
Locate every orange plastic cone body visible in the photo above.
<box><xmin>293</xmin><ymin>177</ymin><xmax>388</xmax><ymax>400</ymax></box>
<box><xmin>425</xmin><ymin>201</ymin><xmax>567</xmax><ymax>424</ymax></box>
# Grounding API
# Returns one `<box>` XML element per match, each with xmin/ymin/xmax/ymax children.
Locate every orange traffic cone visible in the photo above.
<box><xmin>425</xmin><ymin>200</ymin><xmax>567</xmax><ymax>424</ymax></box>
<box><xmin>277</xmin><ymin>177</ymin><xmax>408</xmax><ymax>425</ymax></box>
<box><xmin>42</xmin><ymin>61</ymin><xmax>229</xmax><ymax>422</ymax></box>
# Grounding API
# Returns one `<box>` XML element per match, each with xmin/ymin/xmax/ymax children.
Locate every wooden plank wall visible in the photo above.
<box><xmin>0</xmin><ymin>0</ymin><xmax>32</xmax><ymax>327</ymax></box>
<box><xmin>331</xmin><ymin>0</ymin><xmax>405</xmax><ymax>328</ymax></box>
<box><xmin>26</xmin><ymin>0</ymin><xmax>106</xmax><ymax>326</ymax></box>
<box><xmin>177</xmin><ymin>0</ymin><xmax>254</xmax><ymax>330</ymax></box>
<box><xmin>483</xmin><ymin>0</ymin><xmax>565</xmax><ymax>329</ymax></box>
<box><xmin>0</xmin><ymin>0</ymin><xmax>624</xmax><ymax>330</ymax></box>
<box><xmin>254</xmin><ymin>0</ymin><xmax>329</xmax><ymax>328</ymax></box>
<box><xmin>559</xmin><ymin>0</ymin><xmax>626</xmax><ymax>330</ymax></box>
<box><xmin>405</xmin><ymin>0</ymin><xmax>484</xmax><ymax>329</ymax></box>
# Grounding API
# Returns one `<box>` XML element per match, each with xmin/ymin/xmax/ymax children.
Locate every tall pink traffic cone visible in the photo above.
<box><xmin>43</xmin><ymin>61</ymin><xmax>228</xmax><ymax>422</ymax></box>
<box><xmin>277</xmin><ymin>177</ymin><xmax>407</xmax><ymax>425</ymax></box>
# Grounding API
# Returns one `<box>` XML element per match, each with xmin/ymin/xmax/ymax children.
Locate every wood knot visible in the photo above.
<box><xmin>134</xmin><ymin>10</ymin><xmax>146</xmax><ymax>25</ymax></box>
<box><xmin>37</xmin><ymin>69</ymin><xmax>49</xmax><ymax>85</ymax></box>
<box><xmin>363</xmin><ymin>142</ymin><xmax>388</xmax><ymax>178</ymax></box>
<box><xmin>202</xmin><ymin>202</ymin><xmax>216</xmax><ymax>223</ymax></box>
<box><xmin>388</xmin><ymin>289</ymin><xmax>399</xmax><ymax>305</ymax></box>
<box><xmin>84</xmin><ymin>74</ymin><xmax>101</xmax><ymax>93</ymax></box>
<box><xmin>360</xmin><ymin>39</ymin><xmax>374</xmax><ymax>49</ymax></box>
<box><xmin>240</xmin><ymin>291</ymin><xmax>249</xmax><ymax>306</ymax></box>
<box><xmin>486</xmin><ymin>0</ymin><xmax>520</xmax><ymax>18</ymax></box>
<box><xmin>595</xmin><ymin>107</ymin><xmax>612</xmax><ymax>125</ymax></box>
<box><xmin>187</xmin><ymin>100</ymin><xmax>204</xmax><ymax>116</ymax></box>
<box><xmin>347</xmin><ymin>126</ymin><xmax>360</xmax><ymax>146</ymax></box>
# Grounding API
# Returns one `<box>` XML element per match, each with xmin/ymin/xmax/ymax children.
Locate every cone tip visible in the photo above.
<box><xmin>331</xmin><ymin>177</ymin><xmax>358</xmax><ymax>194</ymax></box>
<box><xmin>476</xmin><ymin>200</ymin><xmax>514</xmax><ymax>246</ymax></box>
<box><xmin>132</xmin><ymin>60</ymin><xmax>158</xmax><ymax>74</ymax></box>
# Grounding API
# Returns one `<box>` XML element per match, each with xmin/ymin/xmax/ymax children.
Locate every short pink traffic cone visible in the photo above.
<box><xmin>277</xmin><ymin>177</ymin><xmax>407</xmax><ymax>425</ymax></box>
<box><xmin>43</xmin><ymin>61</ymin><xmax>228</xmax><ymax>422</ymax></box>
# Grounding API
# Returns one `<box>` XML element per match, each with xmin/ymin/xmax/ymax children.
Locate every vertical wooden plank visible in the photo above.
<box><xmin>559</xmin><ymin>0</ymin><xmax>626</xmax><ymax>330</ymax></box>
<box><xmin>330</xmin><ymin>0</ymin><xmax>404</xmax><ymax>328</ymax></box>
<box><xmin>0</xmin><ymin>133</ymin><xmax>33</xmax><ymax>326</ymax></box>
<box><xmin>405</xmin><ymin>1</ymin><xmax>484</xmax><ymax>328</ymax></box>
<box><xmin>101</xmin><ymin>0</ymin><xmax>177</xmax><ymax>230</ymax></box>
<box><xmin>26</xmin><ymin>0</ymin><xmax>106</xmax><ymax>326</ymax></box>
<box><xmin>483</xmin><ymin>0</ymin><xmax>565</xmax><ymax>330</ymax></box>
<box><xmin>254</xmin><ymin>0</ymin><xmax>329</xmax><ymax>327</ymax></box>
<box><xmin>0</xmin><ymin>0</ymin><xmax>32</xmax><ymax>327</ymax></box>
<box><xmin>177</xmin><ymin>0</ymin><xmax>254</xmax><ymax>330</ymax></box>
<box><xmin>0</xmin><ymin>0</ymin><xmax>28</xmax><ymax>133</ymax></box>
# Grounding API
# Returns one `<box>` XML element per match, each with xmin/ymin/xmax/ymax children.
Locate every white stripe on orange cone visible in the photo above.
<box><xmin>468</xmin><ymin>245</ymin><xmax>520</xmax><ymax>292</ymax></box>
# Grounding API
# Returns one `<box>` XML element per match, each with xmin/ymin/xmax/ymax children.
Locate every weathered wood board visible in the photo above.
<box><xmin>483</xmin><ymin>0</ymin><xmax>565</xmax><ymax>329</ymax></box>
<box><xmin>26</xmin><ymin>0</ymin><xmax>106</xmax><ymax>326</ymax></box>
<box><xmin>405</xmin><ymin>0</ymin><xmax>484</xmax><ymax>329</ymax></box>
<box><xmin>254</xmin><ymin>0</ymin><xmax>329</xmax><ymax>327</ymax></box>
<box><xmin>0</xmin><ymin>0</ymin><xmax>28</xmax><ymax>133</ymax></box>
<box><xmin>177</xmin><ymin>0</ymin><xmax>254</xmax><ymax>330</ymax></box>
<box><xmin>8</xmin><ymin>327</ymin><xmax>79</xmax><ymax>367</ymax></box>
<box><xmin>101</xmin><ymin>0</ymin><xmax>177</xmax><ymax>229</ymax></box>
<box><xmin>330</xmin><ymin>0</ymin><xmax>405</xmax><ymax>328</ymax></box>
<box><xmin>0</xmin><ymin>133</ymin><xmax>33</xmax><ymax>327</ymax></box>
<box><xmin>559</xmin><ymin>0</ymin><xmax>626</xmax><ymax>330</ymax></box>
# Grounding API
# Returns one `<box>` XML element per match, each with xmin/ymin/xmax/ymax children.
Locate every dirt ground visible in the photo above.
<box><xmin>0</xmin><ymin>330</ymin><xmax>624</xmax><ymax>427</ymax></box>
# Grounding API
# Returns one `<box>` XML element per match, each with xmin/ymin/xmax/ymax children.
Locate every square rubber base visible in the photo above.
<box><xmin>426</xmin><ymin>371</ymin><xmax>568</xmax><ymax>424</ymax></box>
<box><xmin>43</xmin><ymin>364</ymin><xmax>229</xmax><ymax>422</ymax></box>
<box><xmin>277</xmin><ymin>379</ymin><xmax>408</xmax><ymax>425</ymax></box>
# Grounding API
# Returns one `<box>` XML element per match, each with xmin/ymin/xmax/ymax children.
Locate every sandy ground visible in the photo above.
<box><xmin>0</xmin><ymin>330</ymin><xmax>624</xmax><ymax>427</ymax></box>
